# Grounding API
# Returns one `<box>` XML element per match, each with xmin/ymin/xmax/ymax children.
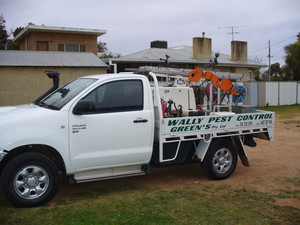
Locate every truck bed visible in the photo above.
<box><xmin>156</xmin><ymin>110</ymin><xmax>274</xmax><ymax>163</ymax></box>
<box><xmin>161</xmin><ymin>110</ymin><xmax>274</xmax><ymax>139</ymax></box>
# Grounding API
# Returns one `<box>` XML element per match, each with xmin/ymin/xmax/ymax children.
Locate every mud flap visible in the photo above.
<box><xmin>195</xmin><ymin>137</ymin><xmax>211</xmax><ymax>162</ymax></box>
<box><xmin>231</xmin><ymin>135</ymin><xmax>250</xmax><ymax>167</ymax></box>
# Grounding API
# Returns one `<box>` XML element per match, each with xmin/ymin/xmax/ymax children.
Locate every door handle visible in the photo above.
<box><xmin>133</xmin><ymin>119</ymin><xmax>148</xmax><ymax>123</ymax></box>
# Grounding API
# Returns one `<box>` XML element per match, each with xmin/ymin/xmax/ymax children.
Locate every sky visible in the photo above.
<box><xmin>1</xmin><ymin>0</ymin><xmax>299</xmax><ymax>66</ymax></box>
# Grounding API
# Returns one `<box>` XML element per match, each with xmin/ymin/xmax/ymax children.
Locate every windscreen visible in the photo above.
<box><xmin>38</xmin><ymin>78</ymin><xmax>96</xmax><ymax>110</ymax></box>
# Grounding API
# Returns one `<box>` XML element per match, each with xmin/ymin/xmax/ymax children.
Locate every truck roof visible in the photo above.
<box><xmin>80</xmin><ymin>73</ymin><xmax>143</xmax><ymax>81</ymax></box>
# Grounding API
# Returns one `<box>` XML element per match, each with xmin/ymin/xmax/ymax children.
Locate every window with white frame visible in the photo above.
<box><xmin>58</xmin><ymin>43</ymin><xmax>86</xmax><ymax>52</ymax></box>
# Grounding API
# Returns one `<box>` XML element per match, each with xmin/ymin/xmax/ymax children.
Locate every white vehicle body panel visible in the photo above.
<box><xmin>0</xmin><ymin>72</ymin><xmax>275</xmax><ymax>179</ymax></box>
<box><xmin>0</xmin><ymin>104</ymin><xmax>73</xmax><ymax>172</ymax></box>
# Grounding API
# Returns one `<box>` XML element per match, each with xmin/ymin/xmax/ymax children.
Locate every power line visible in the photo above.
<box><xmin>249</xmin><ymin>35</ymin><xmax>295</xmax><ymax>54</ymax></box>
<box><xmin>271</xmin><ymin>35</ymin><xmax>296</xmax><ymax>47</ymax></box>
<box><xmin>272</xmin><ymin>49</ymin><xmax>283</xmax><ymax>56</ymax></box>
<box><xmin>271</xmin><ymin>38</ymin><xmax>295</xmax><ymax>57</ymax></box>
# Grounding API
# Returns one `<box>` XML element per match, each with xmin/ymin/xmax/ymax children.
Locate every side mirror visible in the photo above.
<box><xmin>73</xmin><ymin>100</ymin><xmax>96</xmax><ymax>115</ymax></box>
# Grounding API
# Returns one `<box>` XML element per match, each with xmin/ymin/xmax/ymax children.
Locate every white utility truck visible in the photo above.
<box><xmin>0</xmin><ymin>71</ymin><xmax>274</xmax><ymax>207</ymax></box>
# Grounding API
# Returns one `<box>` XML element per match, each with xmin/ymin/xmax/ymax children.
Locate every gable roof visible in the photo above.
<box><xmin>14</xmin><ymin>25</ymin><xmax>107</xmax><ymax>42</ymax></box>
<box><xmin>111</xmin><ymin>45</ymin><xmax>266</xmax><ymax>68</ymax></box>
<box><xmin>0</xmin><ymin>50</ymin><xmax>108</xmax><ymax>67</ymax></box>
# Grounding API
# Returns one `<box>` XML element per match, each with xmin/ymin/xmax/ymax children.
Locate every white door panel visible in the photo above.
<box><xmin>69</xmin><ymin>79</ymin><xmax>153</xmax><ymax>170</ymax></box>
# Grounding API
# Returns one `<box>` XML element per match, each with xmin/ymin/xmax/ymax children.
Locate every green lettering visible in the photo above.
<box><xmin>168</xmin><ymin>120</ymin><xmax>179</xmax><ymax>126</ymax></box>
<box><xmin>195</xmin><ymin>125</ymin><xmax>202</xmax><ymax>131</ymax></box>
<box><xmin>243</xmin><ymin>115</ymin><xmax>248</xmax><ymax>120</ymax></box>
<box><xmin>186</xmin><ymin>119</ymin><xmax>192</xmax><ymax>125</ymax></box>
<box><xmin>179</xmin><ymin>119</ymin><xmax>186</xmax><ymax>125</ymax></box>
<box><xmin>177</xmin><ymin>127</ymin><xmax>185</xmax><ymax>132</ymax></box>
<box><xmin>198</xmin><ymin>118</ymin><xmax>204</xmax><ymax>124</ymax></box>
<box><xmin>191</xmin><ymin>118</ymin><xmax>197</xmax><ymax>124</ymax></box>
<box><xmin>215</xmin><ymin>117</ymin><xmax>221</xmax><ymax>122</ymax></box>
<box><xmin>170</xmin><ymin>127</ymin><xmax>177</xmax><ymax>132</ymax></box>
<box><xmin>184</xmin><ymin>126</ymin><xmax>190</xmax><ymax>131</ymax></box>
<box><xmin>190</xmin><ymin>126</ymin><xmax>195</xmax><ymax>131</ymax></box>
<box><xmin>205</xmin><ymin>124</ymin><xmax>211</xmax><ymax>129</ymax></box>
<box><xmin>208</xmin><ymin>117</ymin><xmax>216</xmax><ymax>123</ymax></box>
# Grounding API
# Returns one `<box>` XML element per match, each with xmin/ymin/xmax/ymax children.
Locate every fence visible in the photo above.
<box><xmin>244</xmin><ymin>81</ymin><xmax>300</xmax><ymax>107</ymax></box>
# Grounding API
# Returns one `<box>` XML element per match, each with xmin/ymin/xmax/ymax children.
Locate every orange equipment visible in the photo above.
<box><xmin>188</xmin><ymin>67</ymin><xmax>239</xmax><ymax>96</ymax></box>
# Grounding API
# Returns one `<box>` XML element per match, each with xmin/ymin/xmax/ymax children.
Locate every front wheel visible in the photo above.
<box><xmin>201</xmin><ymin>138</ymin><xmax>237</xmax><ymax>180</ymax></box>
<box><xmin>1</xmin><ymin>152</ymin><xmax>59</xmax><ymax>207</ymax></box>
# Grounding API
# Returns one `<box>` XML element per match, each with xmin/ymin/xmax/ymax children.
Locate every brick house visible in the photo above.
<box><xmin>0</xmin><ymin>25</ymin><xmax>108</xmax><ymax>106</ymax></box>
<box><xmin>13</xmin><ymin>25</ymin><xmax>107</xmax><ymax>55</ymax></box>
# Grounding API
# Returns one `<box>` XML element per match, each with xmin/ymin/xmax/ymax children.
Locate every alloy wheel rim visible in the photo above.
<box><xmin>14</xmin><ymin>165</ymin><xmax>49</xmax><ymax>199</ymax></box>
<box><xmin>212</xmin><ymin>148</ymin><xmax>233</xmax><ymax>174</ymax></box>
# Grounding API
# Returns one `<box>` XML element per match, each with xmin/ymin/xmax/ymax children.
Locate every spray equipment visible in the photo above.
<box><xmin>188</xmin><ymin>67</ymin><xmax>247</xmax><ymax>112</ymax></box>
<box><xmin>165</xmin><ymin>99</ymin><xmax>183</xmax><ymax>118</ymax></box>
<box><xmin>188</xmin><ymin>67</ymin><xmax>240</xmax><ymax>95</ymax></box>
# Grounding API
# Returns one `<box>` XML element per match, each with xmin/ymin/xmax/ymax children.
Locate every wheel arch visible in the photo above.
<box><xmin>195</xmin><ymin>136</ymin><xmax>232</xmax><ymax>161</ymax></box>
<box><xmin>201</xmin><ymin>137</ymin><xmax>238</xmax><ymax>180</ymax></box>
<box><xmin>0</xmin><ymin>144</ymin><xmax>66</xmax><ymax>177</ymax></box>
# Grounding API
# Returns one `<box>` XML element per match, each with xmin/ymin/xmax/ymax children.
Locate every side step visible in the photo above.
<box><xmin>73</xmin><ymin>165</ymin><xmax>151</xmax><ymax>183</ymax></box>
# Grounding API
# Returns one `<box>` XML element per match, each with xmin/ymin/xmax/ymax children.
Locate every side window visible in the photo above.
<box><xmin>82</xmin><ymin>80</ymin><xmax>143</xmax><ymax>113</ymax></box>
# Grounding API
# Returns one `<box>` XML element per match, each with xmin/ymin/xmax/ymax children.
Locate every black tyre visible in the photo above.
<box><xmin>202</xmin><ymin>138</ymin><xmax>237</xmax><ymax>180</ymax></box>
<box><xmin>0</xmin><ymin>152</ymin><xmax>59</xmax><ymax>207</ymax></box>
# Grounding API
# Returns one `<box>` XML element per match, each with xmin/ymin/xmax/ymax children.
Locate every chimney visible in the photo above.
<box><xmin>151</xmin><ymin>40</ymin><xmax>168</xmax><ymax>49</ymax></box>
<box><xmin>231</xmin><ymin>41</ymin><xmax>248</xmax><ymax>61</ymax></box>
<box><xmin>193</xmin><ymin>36</ymin><xmax>212</xmax><ymax>59</ymax></box>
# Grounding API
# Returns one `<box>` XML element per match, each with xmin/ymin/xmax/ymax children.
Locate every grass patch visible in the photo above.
<box><xmin>257</xmin><ymin>104</ymin><xmax>300</xmax><ymax>119</ymax></box>
<box><xmin>274</xmin><ymin>177</ymin><xmax>300</xmax><ymax>200</ymax></box>
<box><xmin>275</xmin><ymin>189</ymin><xmax>300</xmax><ymax>200</ymax></box>
<box><xmin>283</xmin><ymin>120</ymin><xmax>300</xmax><ymax>124</ymax></box>
<box><xmin>1</xmin><ymin>186</ymin><xmax>299</xmax><ymax>225</ymax></box>
<box><xmin>275</xmin><ymin>177</ymin><xmax>300</xmax><ymax>187</ymax></box>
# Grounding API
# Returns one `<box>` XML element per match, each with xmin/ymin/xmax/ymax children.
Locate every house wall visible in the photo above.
<box><xmin>0</xmin><ymin>67</ymin><xmax>107</xmax><ymax>106</ymax></box>
<box><xmin>20</xmin><ymin>32</ymin><xmax>98</xmax><ymax>55</ymax></box>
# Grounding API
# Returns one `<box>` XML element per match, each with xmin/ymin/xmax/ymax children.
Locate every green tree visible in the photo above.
<box><xmin>7</xmin><ymin>26</ymin><xmax>24</xmax><ymax>50</ymax></box>
<box><xmin>284</xmin><ymin>41</ymin><xmax>300</xmax><ymax>80</ymax></box>
<box><xmin>261</xmin><ymin>62</ymin><xmax>286</xmax><ymax>81</ymax></box>
<box><xmin>12</xmin><ymin>26</ymin><xmax>24</xmax><ymax>37</ymax></box>
<box><xmin>97</xmin><ymin>41</ymin><xmax>120</xmax><ymax>58</ymax></box>
<box><xmin>97</xmin><ymin>41</ymin><xmax>108</xmax><ymax>53</ymax></box>
<box><xmin>254</xmin><ymin>69</ymin><xmax>262</xmax><ymax>81</ymax></box>
<box><xmin>0</xmin><ymin>13</ymin><xmax>8</xmax><ymax>49</ymax></box>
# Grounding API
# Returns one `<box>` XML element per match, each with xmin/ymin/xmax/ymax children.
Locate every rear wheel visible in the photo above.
<box><xmin>202</xmin><ymin>139</ymin><xmax>237</xmax><ymax>180</ymax></box>
<box><xmin>1</xmin><ymin>152</ymin><xmax>59</xmax><ymax>207</ymax></box>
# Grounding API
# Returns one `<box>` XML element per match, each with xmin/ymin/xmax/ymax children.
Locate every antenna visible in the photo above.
<box><xmin>218</xmin><ymin>26</ymin><xmax>249</xmax><ymax>41</ymax></box>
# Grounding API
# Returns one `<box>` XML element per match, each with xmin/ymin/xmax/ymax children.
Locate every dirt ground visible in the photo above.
<box><xmin>53</xmin><ymin>114</ymin><xmax>300</xmax><ymax>209</ymax></box>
